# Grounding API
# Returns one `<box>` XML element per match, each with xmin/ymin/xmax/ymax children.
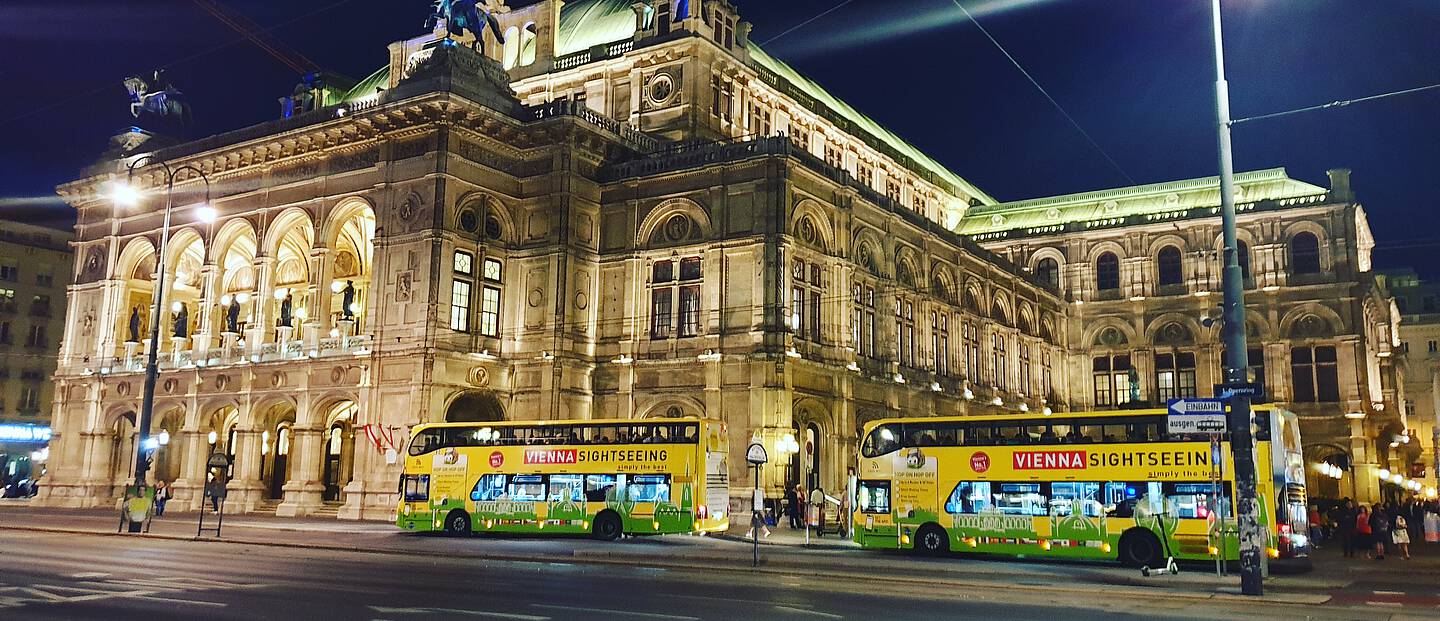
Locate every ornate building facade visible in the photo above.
<box><xmin>40</xmin><ymin>0</ymin><xmax>1404</xmax><ymax>518</ymax></box>
<box><xmin>0</xmin><ymin>221</ymin><xmax>72</xmax><ymax>482</ymax></box>
<box><xmin>961</xmin><ymin>168</ymin><xmax>1408</xmax><ymax>502</ymax></box>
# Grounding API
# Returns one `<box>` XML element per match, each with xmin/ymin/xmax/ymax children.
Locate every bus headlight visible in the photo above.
<box><xmin>1266</xmin><ymin>547</ymin><xmax>1280</xmax><ymax>559</ymax></box>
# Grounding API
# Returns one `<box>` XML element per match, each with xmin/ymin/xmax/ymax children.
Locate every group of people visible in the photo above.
<box><xmin>1316</xmin><ymin>498</ymin><xmax>1439</xmax><ymax>560</ymax></box>
<box><xmin>781</xmin><ymin>484</ymin><xmax>850</xmax><ymax>538</ymax></box>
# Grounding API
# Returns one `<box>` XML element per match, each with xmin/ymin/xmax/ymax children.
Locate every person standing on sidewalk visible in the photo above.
<box><xmin>785</xmin><ymin>485</ymin><xmax>802</xmax><ymax>529</ymax></box>
<box><xmin>1334</xmin><ymin>499</ymin><xmax>1358</xmax><ymax>558</ymax></box>
<box><xmin>1355</xmin><ymin>505</ymin><xmax>1373</xmax><ymax>559</ymax></box>
<box><xmin>809</xmin><ymin>486</ymin><xmax>826</xmax><ymax>536</ymax></box>
<box><xmin>1392</xmin><ymin>512</ymin><xmax>1411</xmax><ymax>560</ymax></box>
<box><xmin>154</xmin><ymin>480</ymin><xmax>171</xmax><ymax>517</ymax></box>
<box><xmin>1370</xmin><ymin>505</ymin><xmax>1390</xmax><ymax>560</ymax></box>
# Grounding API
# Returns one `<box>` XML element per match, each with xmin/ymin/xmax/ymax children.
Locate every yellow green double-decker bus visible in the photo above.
<box><xmin>852</xmin><ymin>407</ymin><xmax>1312</xmax><ymax>571</ymax></box>
<box><xmin>398</xmin><ymin>417</ymin><xmax>729</xmax><ymax>540</ymax></box>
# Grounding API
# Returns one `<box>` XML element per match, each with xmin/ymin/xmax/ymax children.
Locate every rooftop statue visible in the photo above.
<box><xmin>427</xmin><ymin>0</ymin><xmax>505</xmax><ymax>50</ymax></box>
<box><xmin>123</xmin><ymin>69</ymin><xmax>193</xmax><ymax>130</ymax></box>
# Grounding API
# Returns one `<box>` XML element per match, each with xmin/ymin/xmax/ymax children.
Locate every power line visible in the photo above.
<box><xmin>757</xmin><ymin>0</ymin><xmax>860</xmax><ymax>47</ymax></box>
<box><xmin>945</xmin><ymin>0</ymin><xmax>1136</xmax><ymax>186</ymax></box>
<box><xmin>1232</xmin><ymin>82</ymin><xmax>1440</xmax><ymax>125</ymax></box>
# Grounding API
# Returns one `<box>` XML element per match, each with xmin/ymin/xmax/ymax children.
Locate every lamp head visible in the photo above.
<box><xmin>108</xmin><ymin>182</ymin><xmax>141</xmax><ymax>208</ymax></box>
<box><xmin>195</xmin><ymin>204</ymin><xmax>217</xmax><ymax>223</ymax></box>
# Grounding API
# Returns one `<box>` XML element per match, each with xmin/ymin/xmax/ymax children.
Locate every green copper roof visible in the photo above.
<box><xmin>956</xmin><ymin>168</ymin><xmax>1328</xmax><ymax>235</ymax></box>
<box><xmin>745</xmin><ymin>44</ymin><xmax>994</xmax><ymax>206</ymax></box>
<box><xmin>556</xmin><ymin>0</ymin><xmax>637</xmax><ymax>56</ymax></box>
<box><xmin>344</xmin><ymin>66</ymin><xmax>390</xmax><ymax>103</ymax></box>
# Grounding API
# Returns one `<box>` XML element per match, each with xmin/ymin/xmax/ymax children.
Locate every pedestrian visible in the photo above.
<box><xmin>785</xmin><ymin>485</ymin><xmax>802</xmax><ymax>529</ymax></box>
<box><xmin>1334</xmin><ymin>499</ymin><xmax>1358</xmax><ymax>558</ymax></box>
<box><xmin>1307</xmin><ymin>504</ymin><xmax>1323</xmax><ymax>545</ymax></box>
<box><xmin>809</xmin><ymin>486</ymin><xmax>826</xmax><ymax>536</ymax></box>
<box><xmin>1392</xmin><ymin>512</ymin><xmax>1411</xmax><ymax>560</ymax></box>
<box><xmin>1370</xmin><ymin>505</ymin><xmax>1390</xmax><ymax>560</ymax></box>
<box><xmin>154</xmin><ymin>480</ymin><xmax>170</xmax><ymax>517</ymax></box>
<box><xmin>1355</xmin><ymin>505</ymin><xmax>1373</xmax><ymax>559</ymax></box>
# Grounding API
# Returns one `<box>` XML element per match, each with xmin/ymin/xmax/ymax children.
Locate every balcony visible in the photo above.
<box><xmin>67</xmin><ymin>334</ymin><xmax>372</xmax><ymax>377</ymax></box>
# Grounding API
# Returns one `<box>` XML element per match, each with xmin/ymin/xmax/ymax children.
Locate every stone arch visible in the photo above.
<box><xmin>1145</xmin><ymin>233</ymin><xmax>1189</xmax><ymax>258</ymax></box>
<box><xmin>990</xmin><ymin>295</ymin><xmax>1011</xmax><ymax>327</ymax></box>
<box><xmin>151</xmin><ymin>405</ymin><xmax>188</xmax><ymax>483</ymax></box>
<box><xmin>961</xmin><ymin>283</ymin><xmax>984</xmax><ymax>315</ymax></box>
<box><xmin>791</xmin><ymin>199</ymin><xmax>835</xmax><ymax>253</ymax></box>
<box><xmin>444</xmin><ymin>390</ymin><xmax>506</xmax><ymax>423</ymax></box>
<box><xmin>1029</xmin><ymin>247</ymin><xmax>1066</xmax><ymax>289</ymax></box>
<box><xmin>1084</xmin><ymin>240</ymin><xmax>1128</xmax><ymax>264</ymax></box>
<box><xmin>638</xmin><ymin>198</ymin><xmax>712</xmax><ymax>247</ymax></box>
<box><xmin>792</xmin><ymin>397</ymin><xmax>831</xmax><ymax>491</ymax></box>
<box><xmin>261</xmin><ymin>207</ymin><xmax>317</xmax><ymax>260</ymax></box>
<box><xmin>454</xmin><ymin>192</ymin><xmax>514</xmax><ymax>246</ymax></box>
<box><xmin>114</xmin><ymin>236</ymin><xmax>158</xmax><ymax>282</ymax></box>
<box><xmin>851</xmin><ymin>227</ymin><xmax>885</xmax><ymax>274</ymax></box>
<box><xmin>639</xmin><ymin>395</ymin><xmax>705</xmax><ymax>419</ymax></box>
<box><xmin>1146</xmin><ymin>314</ymin><xmax>1201</xmax><ymax>347</ymax></box>
<box><xmin>1039</xmin><ymin>314</ymin><xmax>1058</xmax><ymax>344</ymax></box>
<box><xmin>1084</xmin><ymin>317</ymin><xmax>1137</xmax><ymax>349</ymax></box>
<box><xmin>929</xmin><ymin>263</ymin><xmax>958</xmax><ymax>304</ymax></box>
<box><xmin>1280</xmin><ymin>304</ymin><xmax>1344</xmax><ymax>340</ymax></box>
<box><xmin>894</xmin><ymin>252</ymin><xmax>920</xmax><ymax>289</ymax></box>
<box><xmin>1016</xmin><ymin>303</ymin><xmax>1036</xmax><ymax>336</ymax></box>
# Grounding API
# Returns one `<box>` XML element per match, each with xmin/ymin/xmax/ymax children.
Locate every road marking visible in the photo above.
<box><xmin>1372</xmin><ymin>590</ymin><xmax>1404</xmax><ymax>596</ymax></box>
<box><xmin>69</xmin><ymin>573</ymin><xmax>110</xmax><ymax>579</ymax></box>
<box><xmin>133</xmin><ymin>595</ymin><xmax>226</xmax><ymax>608</ymax></box>
<box><xmin>1365</xmin><ymin>601</ymin><xmax>1403</xmax><ymax>608</ymax></box>
<box><xmin>369</xmin><ymin>606</ymin><xmax>548</xmax><ymax>620</ymax></box>
<box><xmin>775</xmin><ymin>605</ymin><xmax>843</xmax><ymax>619</ymax></box>
<box><xmin>530</xmin><ymin>604</ymin><xmax>698</xmax><ymax>620</ymax></box>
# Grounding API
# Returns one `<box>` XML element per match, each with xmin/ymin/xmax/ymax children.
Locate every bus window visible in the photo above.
<box><xmin>1050</xmin><ymin>482</ymin><xmax>1102</xmax><ymax>517</ymax></box>
<box><xmin>548</xmin><ymin>474</ymin><xmax>584</xmax><ymax>502</ymax></box>
<box><xmin>1165</xmin><ymin>482</ymin><xmax>1231</xmax><ymax>519</ymax></box>
<box><xmin>679</xmin><ymin>423</ymin><xmax>699</xmax><ymax>443</ymax></box>
<box><xmin>648</xmin><ymin>426</ymin><xmax>671</xmax><ymax>444</ymax></box>
<box><xmin>995</xmin><ymin>483</ymin><xmax>1047</xmax><ymax>516</ymax></box>
<box><xmin>403</xmin><ymin>474</ymin><xmax>430</xmax><ymax>502</ymax></box>
<box><xmin>472</xmin><ymin>473</ymin><xmax>506</xmax><ymax>501</ymax></box>
<box><xmin>630</xmin><ymin>474</ymin><xmax>671</xmax><ymax>502</ymax></box>
<box><xmin>585</xmin><ymin>474</ymin><xmax>619</xmax><ymax>502</ymax></box>
<box><xmin>508</xmin><ymin>474</ymin><xmax>546</xmax><ymax>501</ymax></box>
<box><xmin>945</xmin><ymin>481</ymin><xmax>993</xmax><ymax>514</ymax></box>
<box><xmin>969</xmin><ymin>426</ymin><xmax>993</xmax><ymax>446</ymax></box>
<box><xmin>861</xmin><ymin>425</ymin><xmax>901</xmax><ymax>457</ymax></box>
<box><xmin>1103</xmin><ymin>481</ymin><xmax>1151</xmax><ymax>517</ymax></box>
<box><xmin>857</xmin><ymin>480</ymin><xmax>891</xmax><ymax>514</ymax></box>
<box><xmin>408</xmin><ymin>429</ymin><xmax>441</xmax><ymax>455</ymax></box>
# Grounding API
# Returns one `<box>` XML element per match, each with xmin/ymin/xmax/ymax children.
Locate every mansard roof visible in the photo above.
<box><xmin>956</xmin><ymin>168</ymin><xmax>1330</xmax><ymax>236</ymax></box>
<box><xmin>556</xmin><ymin>0</ymin><xmax>638</xmax><ymax>56</ymax></box>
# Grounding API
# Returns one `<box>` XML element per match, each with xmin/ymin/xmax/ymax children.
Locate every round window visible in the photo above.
<box><xmin>458</xmin><ymin>209</ymin><xmax>479</xmax><ymax>233</ymax></box>
<box><xmin>649</xmin><ymin>74</ymin><xmax>675</xmax><ymax>105</ymax></box>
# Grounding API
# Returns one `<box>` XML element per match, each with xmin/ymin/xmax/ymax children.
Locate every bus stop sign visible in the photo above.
<box><xmin>1167</xmin><ymin>398</ymin><xmax>1228</xmax><ymax>434</ymax></box>
<box><xmin>745</xmin><ymin>443</ymin><xmax>768</xmax><ymax>465</ymax></box>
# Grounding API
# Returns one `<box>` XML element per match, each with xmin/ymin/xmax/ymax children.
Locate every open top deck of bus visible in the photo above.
<box><xmin>858</xmin><ymin>405</ymin><xmax>1280</xmax><ymax>433</ymax></box>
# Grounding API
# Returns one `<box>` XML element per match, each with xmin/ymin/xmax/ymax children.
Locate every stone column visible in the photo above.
<box><xmin>230</xmin><ymin>429</ymin><xmax>266</xmax><ymax>511</ymax></box>
<box><xmin>276</xmin><ymin>427</ymin><xmax>326</xmax><ymax>517</ymax></box>
<box><xmin>251</xmin><ymin>256</ymin><xmax>277</xmax><ymax>344</ymax></box>
<box><xmin>170</xmin><ymin>429</ymin><xmax>208</xmax><ymax>511</ymax></box>
<box><xmin>192</xmin><ymin>263</ymin><xmax>218</xmax><ymax>356</ymax></box>
<box><xmin>1349</xmin><ymin>417</ymin><xmax>1380</xmax><ymax>503</ymax></box>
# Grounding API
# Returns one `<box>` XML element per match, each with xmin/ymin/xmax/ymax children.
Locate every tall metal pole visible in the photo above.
<box><xmin>133</xmin><ymin>166</ymin><xmax>175</xmax><ymax>490</ymax></box>
<box><xmin>1211</xmin><ymin>0</ymin><xmax>1264</xmax><ymax>596</ymax></box>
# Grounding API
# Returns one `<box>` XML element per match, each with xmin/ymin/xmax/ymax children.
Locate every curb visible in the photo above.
<box><xmin>8</xmin><ymin>524</ymin><xmax>1333</xmax><ymax>607</ymax></box>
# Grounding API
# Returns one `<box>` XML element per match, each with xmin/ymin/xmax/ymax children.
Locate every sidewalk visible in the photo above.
<box><xmin>0</xmin><ymin>505</ymin><xmax>1342</xmax><ymax>607</ymax></box>
<box><xmin>720</xmin><ymin>521</ymin><xmax>859</xmax><ymax>549</ymax></box>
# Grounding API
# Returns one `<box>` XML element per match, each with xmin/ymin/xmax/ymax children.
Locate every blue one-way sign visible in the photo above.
<box><xmin>1167</xmin><ymin>398</ymin><xmax>1228</xmax><ymax>433</ymax></box>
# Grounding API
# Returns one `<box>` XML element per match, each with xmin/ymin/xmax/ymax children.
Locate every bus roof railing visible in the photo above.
<box><xmin>858</xmin><ymin>405</ymin><xmax>1283</xmax><ymax>433</ymax></box>
<box><xmin>412</xmin><ymin>417</ymin><xmax>705</xmax><ymax>431</ymax></box>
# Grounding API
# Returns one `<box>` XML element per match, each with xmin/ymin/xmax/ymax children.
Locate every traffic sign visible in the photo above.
<box><xmin>745</xmin><ymin>442</ymin><xmax>768</xmax><ymax>465</ymax></box>
<box><xmin>1167</xmin><ymin>398</ymin><xmax>1228</xmax><ymax>434</ymax></box>
<box><xmin>206</xmin><ymin>453</ymin><xmax>231</xmax><ymax>469</ymax></box>
<box><xmin>1215</xmin><ymin>382</ymin><xmax>1266</xmax><ymax>400</ymax></box>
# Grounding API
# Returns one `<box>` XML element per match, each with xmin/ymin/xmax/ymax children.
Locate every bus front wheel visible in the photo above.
<box><xmin>593</xmin><ymin>511</ymin><xmax>623</xmax><ymax>541</ymax></box>
<box><xmin>1118</xmin><ymin>529</ymin><xmax>1163</xmax><ymax>568</ymax></box>
<box><xmin>914</xmin><ymin>524</ymin><xmax>949</xmax><ymax>556</ymax></box>
<box><xmin>444</xmin><ymin>510</ymin><xmax>472</xmax><ymax>537</ymax></box>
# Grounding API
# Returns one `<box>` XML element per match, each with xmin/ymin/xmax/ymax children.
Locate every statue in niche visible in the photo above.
<box><xmin>226</xmin><ymin>300</ymin><xmax>241</xmax><ymax>333</ymax></box>
<box><xmin>341</xmin><ymin>281</ymin><xmax>357</xmax><ymax>319</ymax></box>
<box><xmin>427</xmin><ymin>0</ymin><xmax>505</xmax><ymax>51</ymax></box>
<box><xmin>279</xmin><ymin>293</ymin><xmax>294</xmax><ymax>328</ymax></box>
<box><xmin>127</xmin><ymin>307</ymin><xmax>141</xmax><ymax>342</ymax></box>
<box><xmin>173</xmin><ymin>303</ymin><xmax>189</xmax><ymax>338</ymax></box>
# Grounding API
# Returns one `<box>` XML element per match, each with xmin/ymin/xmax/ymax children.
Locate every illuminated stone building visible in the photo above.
<box><xmin>41</xmin><ymin>0</ymin><xmax>1402</xmax><ymax>517</ymax></box>
<box><xmin>0</xmin><ymin>221</ymin><xmax>72</xmax><ymax>481</ymax></box>
<box><xmin>961</xmin><ymin>169</ymin><xmax>1408</xmax><ymax>502</ymax></box>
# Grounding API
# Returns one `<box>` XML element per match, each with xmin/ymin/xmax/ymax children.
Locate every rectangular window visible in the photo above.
<box><xmin>1429</xmin><ymin>341</ymin><xmax>1437</xmax><ymax>354</ymax></box>
<box><xmin>450</xmin><ymin>251</ymin><xmax>474</xmax><ymax>333</ymax></box>
<box><xmin>24</xmin><ymin>324</ymin><xmax>45</xmax><ymax>348</ymax></box>
<box><xmin>547</xmin><ymin>474</ymin><xmax>584</xmax><ymax>503</ymax></box>
<box><xmin>19</xmin><ymin>385</ymin><xmax>40</xmax><ymax>411</ymax></box>
<box><xmin>857</xmin><ymin>480</ymin><xmax>891</xmax><ymax>514</ymax></box>
<box><xmin>1041</xmin><ymin>350</ymin><xmax>1053</xmax><ymax>398</ymax></box>
<box><xmin>1219</xmin><ymin>347</ymin><xmax>1265</xmax><ymax>387</ymax></box>
<box><xmin>0</xmin><ymin>260</ymin><xmax>16</xmax><ymax>282</ymax></box>
<box><xmin>480</xmin><ymin>286</ymin><xmax>501</xmax><ymax>337</ymax></box>
<box><xmin>857</xmin><ymin>161</ymin><xmax>874</xmax><ymax>189</ymax></box>
<box><xmin>0</xmin><ymin>320</ymin><xmax>10</xmax><ymax>344</ymax></box>
<box><xmin>710</xmin><ymin>75</ymin><xmax>732</xmax><ymax>122</ymax></box>
<box><xmin>1050</xmin><ymin>482</ymin><xmax>1103</xmax><ymax>518</ymax></box>
<box><xmin>679</xmin><ymin>257</ymin><xmax>701</xmax><ymax>281</ymax></box>
<box><xmin>853</xmin><ymin>283</ymin><xmax>876</xmax><ymax>357</ymax></box>
<box><xmin>651</xmin><ymin>288</ymin><xmax>673</xmax><ymax>339</ymax></box>
<box><xmin>35</xmin><ymin>271</ymin><xmax>53</xmax><ymax>287</ymax></box>
<box><xmin>454</xmin><ymin>251</ymin><xmax>474</xmax><ymax>276</ymax></box>
<box><xmin>678</xmin><ymin>285</ymin><xmax>700</xmax><ymax>338</ymax></box>
<box><xmin>1018</xmin><ymin>342</ymin><xmax>1032</xmax><ymax>394</ymax></box>
<box><xmin>790</xmin><ymin>124</ymin><xmax>810</xmax><ymax>152</ymax></box>
<box><xmin>932</xmin><ymin>312</ymin><xmax>949</xmax><ymax>376</ymax></box>
<box><xmin>0</xmin><ymin>288</ymin><xmax>14</xmax><ymax>313</ymax></box>
<box><xmin>1291</xmin><ymin>345</ymin><xmax>1340</xmax><ymax>402</ymax></box>
<box><xmin>483</xmin><ymin>258</ymin><xmax>503</xmax><ymax>283</ymax></box>
<box><xmin>825</xmin><ymin>143</ymin><xmax>843</xmax><ymax>170</ymax></box>
<box><xmin>1155</xmin><ymin>352</ymin><xmax>1197</xmax><ymax>401</ymax></box>
<box><xmin>964</xmin><ymin>323</ymin><xmax>980</xmax><ymax>380</ymax></box>
<box><xmin>991</xmin><ymin>332</ymin><xmax>1007</xmax><ymax>389</ymax></box>
<box><xmin>792</xmin><ymin>259</ymin><xmax>822</xmax><ymax>343</ymax></box>
<box><xmin>885</xmin><ymin>177</ymin><xmax>901</xmax><ymax>205</ymax></box>
<box><xmin>1092</xmin><ymin>354</ymin><xmax>1133</xmax><ymax>407</ymax></box>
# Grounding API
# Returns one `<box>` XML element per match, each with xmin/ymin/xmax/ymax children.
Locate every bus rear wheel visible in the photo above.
<box><xmin>914</xmin><ymin>524</ymin><xmax>949</xmax><ymax>556</ymax></box>
<box><xmin>1118</xmin><ymin>529</ymin><xmax>1163</xmax><ymax>568</ymax></box>
<box><xmin>593</xmin><ymin>512</ymin><xmax>623</xmax><ymax>541</ymax></box>
<box><xmin>444</xmin><ymin>510</ymin><xmax>472</xmax><ymax>537</ymax></box>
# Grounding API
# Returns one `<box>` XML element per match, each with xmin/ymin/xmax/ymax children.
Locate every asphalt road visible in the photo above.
<box><xmin>0</xmin><ymin>529</ymin><xmax>1428</xmax><ymax>621</ymax></box>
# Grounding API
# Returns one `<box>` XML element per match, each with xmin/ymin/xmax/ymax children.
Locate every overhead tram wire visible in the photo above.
<box><xmin>1231</xmin><ymin>82</ymin><xmax>1440</xmax><ymax>125</ymax></box>
<box><xmin>0</xmin><ymin>0</ymin><xmax>364</xmax><ymax>129</ymax></box>
<box><xmin>945</xmin><ymin>0</ymin><xmax>1136</xmax><ymax>186</ymax></box>
<box><xmin>756</xmin><ymin>0</ymin><xmax>861</xmax><ymax>47</ymax></box>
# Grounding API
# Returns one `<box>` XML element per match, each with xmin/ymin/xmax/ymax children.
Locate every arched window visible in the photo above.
<box><xmin>1157</xmin><ymin>246</ymin><xmax>1183</xmax><ymax>287</ymax></box>
<box><xmin>1096</xmin><ymin>252</ymin><xmax>1120</xmax><ymax>292</ymax></box>
<box><xmin>519</xmin><ymin>22</ymin><xmax>538</xmax><ymax>67</ymax></box>
<box><xmin>1290</xmin><ymin>232</ymin><xmax>1320</xmax><ymax>275</ymax></box>
<box><xmin>502</xmin><ymin>27</ymin><xmax>520</xmax><ymax>69</ymax></box>
<box><xmin>1236</xmin><ymin>240</ymin><xmax>1251</xmax><ymax>279</ymax></box>
<box><xmin>1035</xmin><ymin>257</ymin><xmax>1059</xmax><ymax>289</ymax></box>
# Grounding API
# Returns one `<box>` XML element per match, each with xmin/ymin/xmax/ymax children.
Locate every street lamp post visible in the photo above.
<box><xmin>1211</xmin><ymin>0</ymin><xmax>1265</xmax><ymax>596</ymax></box>
<box><xmin>111</xmin><ymin>156</ymin><xmax>213</xmax><ymax>496</ymax></box>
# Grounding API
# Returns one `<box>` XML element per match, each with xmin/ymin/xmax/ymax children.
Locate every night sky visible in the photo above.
<box><xmin>1</xmin><ymin>1</ymin><xmax>1436</xmax><ymax>276</ymax></box>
